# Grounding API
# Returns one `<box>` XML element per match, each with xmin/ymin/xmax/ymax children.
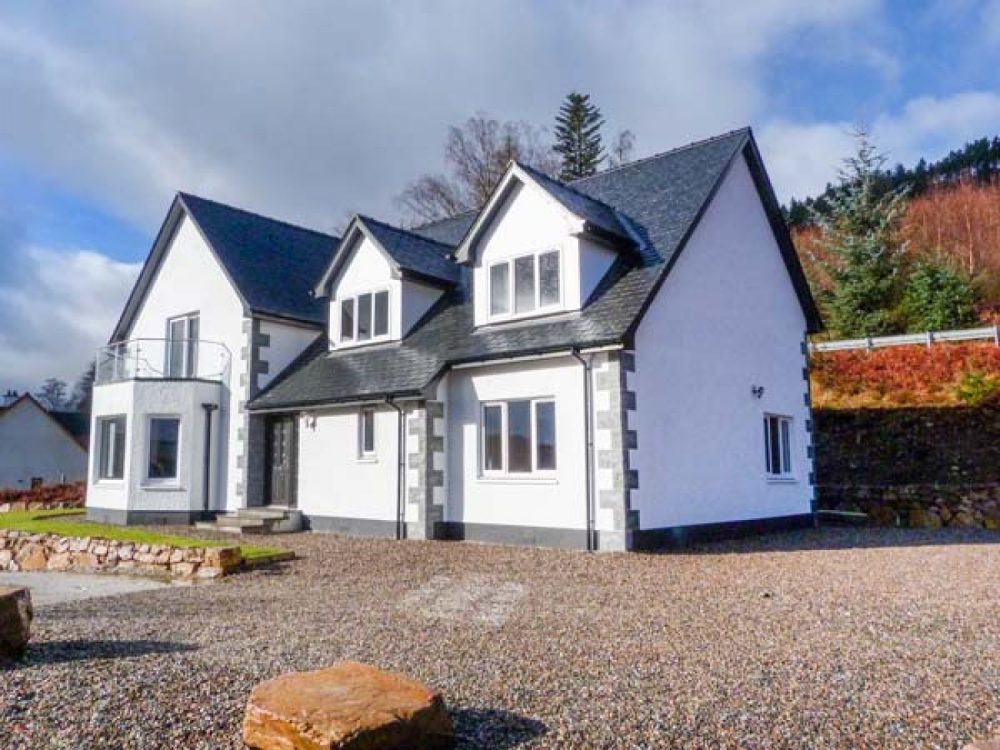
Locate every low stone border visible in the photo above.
<box><xmin>0</xmin><ymin>530</ymin><xmax>242</xmax><ymax>579</ymax></box>
<box><xmin>0</xmin><ymin>483</ymin><xmax>86</xmax><ymax>513</ymax></box>
<box><xmin>818</xmin><ymin>483</ymin><xmax>1000</xmax><ymax>529</ymax></box>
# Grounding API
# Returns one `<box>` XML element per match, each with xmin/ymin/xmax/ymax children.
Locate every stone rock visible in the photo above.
<box><xmin>71</xmin><ymin>552</ymin><xmax>100</xmax><ymax>569</ymax></box>
<box><xmin>47</xmin><ymin>552</ymin><xmax>73</xmax><ymax>571</ymax></box>
<box><xmin>171</xmin><ymin>562</ymin><xmax>197</xmax><ymax>577</ymax></box>
<box><xmin>964</xmin><ymin>739</ymin><xmax>1000</xmax><ymax>750</ymax></box>
<box><xmin>242</xmin><ymin>662</ymin><xmax>454</xmax><ymax>750</ymax></box>
<box><xmin>909</xmin><ymin>508</ymin><xmax>942</xmax><ymax>529</ymax></box>
<box><xmin>16</xmin><ymin>544</ymin><xmax>48</xmax><ymax>572</ymax></box>
<box><xmin>0</xmin><ymin>549</ymin><xmax>12</xmax><ymax>569</ymax></box>
<box><xmin>0</xmin><ymin>586</ymin><xmax>33</xmax><ymax>661</ymax></box>
<box><xmin>204</xmin><ymin>547</ymin><xmax>243</xmax><ymax>571</ymax></box>
<box><xmin>169</xmin><ymin>549</ymin><xmax>185</xmax><ymax>564</ymax></box>
<box><xmin>196</xmin><ymin>566</ymin><xmax>224</xmax><ymax>580</ymax></box>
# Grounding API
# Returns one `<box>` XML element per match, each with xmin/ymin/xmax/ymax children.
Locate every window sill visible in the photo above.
<box><xmin>765</xmin><ymin>476</ymin><xmax>798</xmax><ymax>484</ymax></box>
<box><xmin>477</xmin><ymin>475</ymin><xmax>558</xmax><ymax>485</ymax></box>
<box><xmin>94</xmin><ymin>478</ymin><xmax>124</xmax><ymax>486</ymax></box>
<box><xmin>140</xmin><ymin>482</ymin><xmax>185</xmax><ymax>491</ymax></box>
<box><xmin>357</xmin><ymin>456</ymin><xmax>379</xmax><ymax>464</ymax></box>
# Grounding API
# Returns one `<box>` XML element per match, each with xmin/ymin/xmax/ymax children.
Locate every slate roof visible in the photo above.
<box><xmin>251</xmin><ymin>127</ymin><xmax>800</xmax><ymax>410</ymax></box>
<box><xmin>346</xmin><ymin>216</ymin><xmax>461</xmax><ymax>286</ymax></box>
<box><xmin>112</xmin><ymin>194</ymin><xmax>339</xmax><ymax>339</ymax></box>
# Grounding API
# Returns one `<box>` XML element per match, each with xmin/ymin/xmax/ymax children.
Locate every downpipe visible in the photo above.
<box><xmin>387</xmin><ymin>398</ymin><xmax>406</xmax><ymax>540</ymax></box>
<box><xmin>200</xmin><ymin>403</ymin><xmax>218</xmax><ymax>518</ymax></box>
<box><xmin>570</xmin><ymin>350</ymin><xmax>596</xmax><ymax>551</ymax></box>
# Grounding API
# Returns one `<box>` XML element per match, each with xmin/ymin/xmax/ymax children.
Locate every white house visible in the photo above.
<box><xmin>0</xmin><ymin>394</ymin><xmax>88</xmax><ymax>489</ymax></box>
<box><xmin>86</xmin><ymin>127</ymin><xmax>823</xmax><ymax>550</ymax></box>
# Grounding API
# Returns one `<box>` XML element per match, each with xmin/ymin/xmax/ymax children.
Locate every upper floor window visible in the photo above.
<box><xmin>166</xmin><ymin>313</ymin><xmax>199</xmax><ymax>378</ymax></box>
<box><xmin>763</xmin><ymin>414</ymin><xmax>793</xmax><ymax>479</ymax></box>
<box><xmin>339</xmin><ymin>290</ymin><xmax>389</xmax><ymax>344</ymax></box>
<box><xmin>488</xmin><ymin>250</ymin><xmax>561</xmax><ymax>321</ymax></box>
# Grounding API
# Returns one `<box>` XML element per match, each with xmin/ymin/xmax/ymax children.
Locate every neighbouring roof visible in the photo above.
<box><xmin>252</xmin><ymin>126</ymin><xmax>820</xmax><ymax>411</ymax></box>
<box><xmin>111</xmin><ymin>193</ymin><xmax>339</xmax><ymax>340</ymax></box>
<box><xmin>315</xmin><ymin>215</ymin><xmax>461</xmax><ymax>295</ymax></box>
<box><xmin>0</xmin><ymin>395</ymin><xmax>89</xmax><ymax>450</ymax></box>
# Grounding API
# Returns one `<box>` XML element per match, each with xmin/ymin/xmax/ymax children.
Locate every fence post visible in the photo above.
<box><xmin>926</xmin><ymin>331</ymin><xmax>933</xmax><ymax>348</ymax></box>
<box><xmin>994</xmin><ymin>324</ymin><xmax>999</xmax><ymax>347</ymax></box>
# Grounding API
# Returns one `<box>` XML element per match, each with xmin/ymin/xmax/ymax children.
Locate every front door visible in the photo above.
<box><xmin>266</xmin><ymin>416</ymin><xmax>297</xmax><ymax>507</ymax></box>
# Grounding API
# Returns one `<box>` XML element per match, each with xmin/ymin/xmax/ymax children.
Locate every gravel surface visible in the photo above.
<box><xmin>1</xmin><ymin>526</ymin><xmax>997</xmax><ymax>749</ymax></box>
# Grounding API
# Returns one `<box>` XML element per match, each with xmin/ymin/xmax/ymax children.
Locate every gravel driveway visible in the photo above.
<box><xmin>1</xmin><ymin>526</ymin><xmax>997</xmax><ymax>749</ymax></box>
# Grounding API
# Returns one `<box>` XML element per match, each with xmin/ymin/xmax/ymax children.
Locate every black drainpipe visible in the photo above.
<box><xmin>200</xmin><ymin>403</ymin><xmax>218</xmax><ymax>518</ymax></box>
<box><xmin>570</xmin><ymin>350</ymin><xmax>596</xmax><ymax>551</ymax></box>
<box><xmin>386</xmin><ymin>398</ymin><xmax>406</xmax><ymax>540</ymax></box>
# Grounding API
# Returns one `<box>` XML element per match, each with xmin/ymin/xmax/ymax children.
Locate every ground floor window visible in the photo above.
<box><xmin>481</xmin><ymin>398</ymin><xmax>556</xmax><ymax>475</ymax></box>
<box><xmin>147</xmin><ymin>417</ymin><xmax>180</xmax><ymax>481</ymax></box>
<box><xmin>98</xmin><ymin>416</ymin><xmax>126</xmax><ymax>480</ymax></box>
<box><xmin>763</xmin><ymin>414</ymin><xmax>793</xmax><ymax>478</ymax></box>
<box><xmin>359</xmin><ymin>408</ymin><xmax>376</xmax><ymax>458</ymax></box>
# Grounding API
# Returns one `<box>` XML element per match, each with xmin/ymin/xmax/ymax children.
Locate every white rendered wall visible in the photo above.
<box><xmin>122</xmin><ymin>214</ymin><xmax>244</xmax><ymax>510</ymax></box>
<box><xmin>472</xmin><ymin>182</ymin><xmax>594</xmax><ymax>326</ymax></box>
<box><xmin>296</xmin><ymin>405</ymin><xmax>400</xmax><ymax>521</ymax></box>
<box><xmin>87</xmin><ymin>379</ymin><xmax>221</xmax><ymax>513</ymax></box>
<box><xmin>257</xmin><ymin>319</ymin><xmax>321</xmax><ymax>392</ymax></box>
<box><xmin>0</xmin><ymin>401</ymin><xmax>87</xmax><ymax>489</ymax></box>
<box><xmin>445</xmin><ymin>356</ymin><xmax>588</xmax><ymax>530</ymax></box>
<box><xmin>632</xmin><ymin>154</ymin><xmax>812</xmax><ymax>530</ymax></box>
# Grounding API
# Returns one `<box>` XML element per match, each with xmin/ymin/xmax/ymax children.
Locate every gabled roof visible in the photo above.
<box><xmin>111</xmin><ymin>193</ymin><xmax>339</xmax><ymax>341</ymax></box>
<box><xmin>0</xmin><ymin>394</ymin><xmax>89</xmax><ymax>450</ymax></box>
<box><xmin>253</xmin><ymin>127</ymin><xmax>822</xmax><ymax>411</ymax></box>
<box><xmin>453</xmin><ymin>161</ymin><xmax>634</xmax><ymax>264</ymax></box>
<box><xmin>314</xmin><ymin>214</ymin><xmax>461</xmax><ymax>297</ymax></box>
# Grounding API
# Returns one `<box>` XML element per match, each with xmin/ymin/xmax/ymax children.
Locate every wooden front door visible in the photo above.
<box><xmin>266</xmin><ymin>416</ymin><xmax>297</xmax><ymax>507</ymax></box>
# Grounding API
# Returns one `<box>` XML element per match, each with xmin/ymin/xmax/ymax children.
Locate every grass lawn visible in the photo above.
<box><xmin>0</xmin><ymin>509</ymin><xmax>287</xmax><ymax>563</ymax></box>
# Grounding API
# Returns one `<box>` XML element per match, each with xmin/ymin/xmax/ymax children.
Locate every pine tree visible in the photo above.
<box><xmin>812</xmin><ymin>129</ymin><xmax>910</xmax><ymax>337</ymax></box>
<box><xmin>553</xmin><ymin>92</ymin><xmax>605</xmax><ymax>180</ymax></box>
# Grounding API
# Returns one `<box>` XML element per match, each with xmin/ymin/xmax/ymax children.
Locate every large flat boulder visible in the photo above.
<box><xmin>243</xmin><ymin>661</ymin><xmax>454</xmax><ymax>750</ymax></box>
<box><xmin>0</xmin><ymin>586</ymin><xmax>33</xmax><ymax>660</ymax></box>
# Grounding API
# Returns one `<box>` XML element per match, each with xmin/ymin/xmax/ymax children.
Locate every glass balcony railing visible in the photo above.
<box><xmin>95</xmin><ymin>338</ymin><xmax>231</xmax><ymax>385</ymax></box>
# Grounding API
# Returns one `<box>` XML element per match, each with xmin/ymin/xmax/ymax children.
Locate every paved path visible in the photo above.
<box><xmin>0</xmin><ymin>571</ymin><xmax>170</xmax><ymax>606</ymax></box>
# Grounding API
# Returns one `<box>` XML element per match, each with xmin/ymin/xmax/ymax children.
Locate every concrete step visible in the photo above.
<box><xmin>235</xmin><ymin>508</ymin><xmax>291</xmax><ymax>521</ymax></box>
<box><xmin>193</xmin><ymin>507</ymin><xmax>303</xmax><ymax>535</ymax></box>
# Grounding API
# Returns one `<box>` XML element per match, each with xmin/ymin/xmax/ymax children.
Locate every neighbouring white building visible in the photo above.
<box><xmin>86</xmin><ymin>128</ymin><xmax>823</xmax><ymax>550</ymax></box>
<box><xmin>0</xmin><ymin>393</ymin><xmax>88</xmax><ymax>489</ymax></box>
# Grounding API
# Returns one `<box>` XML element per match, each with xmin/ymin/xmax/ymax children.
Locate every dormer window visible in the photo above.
<box><xmin>487</xmin><ymin>249</ymin><xmax>561</xmax><ymax>321</ymax></box>
<box><xmin>337</xmin><ymin>289</ymin><xmax>390</xmax><ymax>345</ymax></box>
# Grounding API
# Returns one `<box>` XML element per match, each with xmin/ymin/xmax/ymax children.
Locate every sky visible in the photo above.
<box><xmin>2</xmin><ymin>0</ymin><xmax>999</xmax><ymax>395</ymax></box>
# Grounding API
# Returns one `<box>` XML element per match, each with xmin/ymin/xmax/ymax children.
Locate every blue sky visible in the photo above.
<box><xmin>1</xmin><ymin>0</ymin><xmax>999</xmax><ymax>393</ymax></box>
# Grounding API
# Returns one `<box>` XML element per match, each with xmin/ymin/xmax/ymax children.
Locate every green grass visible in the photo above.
<box><xmin>0</xmin><ymin>510</ymin><xmax>286</xmax><ymax>563</ymax></box>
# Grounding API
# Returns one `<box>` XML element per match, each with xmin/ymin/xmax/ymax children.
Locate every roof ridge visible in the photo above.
<box><xmin>358</xmin><ymin>214</ymin><xmax>458</xmax><ymax>252</ymax></box>
<box><xmin>178</xmin><ymin>191</ymin><xmax>340</xmax><ymax>242</ymax></box>
<box><xmin>569</xmin><ymin>126</ymin><xmax>751</xmax><ymax>186</ymax></box>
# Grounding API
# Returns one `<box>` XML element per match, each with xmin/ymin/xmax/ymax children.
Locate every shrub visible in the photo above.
<box><xmin>954</xmin><ymin>370</ymin><xmax>1000</xmax><ymax>406</ymax></box>
<box><xmin>901</xmin><ymin>260</ymin><xmax>979</xmax><ymax>332</ymax></box>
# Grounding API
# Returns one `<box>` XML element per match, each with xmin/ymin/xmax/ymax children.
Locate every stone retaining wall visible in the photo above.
<box><xmin>0</xmin><ymin>483</ymin><xmax>86</xmax><ymax>513</ymax></box>
<box><xmin>818</xmin><ymin>483</ymin><xmax>1000</xmax><ymax>529</ymax></box>
<box><xmin>0</xmin><ymin>530</ymin><xmax>242</xmax><ymax>578</ymax></box>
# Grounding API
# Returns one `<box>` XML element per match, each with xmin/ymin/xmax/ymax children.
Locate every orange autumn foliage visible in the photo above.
<box><xmin>810</xmin><ymin>342</ymin><xmax>1000</xmax><ymax>408</ymax></box>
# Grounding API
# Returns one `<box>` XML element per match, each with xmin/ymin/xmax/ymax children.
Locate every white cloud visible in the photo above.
<box><xmin>0</xmin><ymin>0</ymin><xmax>880</xmax><ymax>231</ymax></box>
<box><xmin>759</xmin><ymin>90</ymin><xmax>1000</xmax><ymax>202</ymax></box>
<box><xmin>0</xmin><ymin>242</ymin><xmax>140</xmax><ymax>394</ymax></box>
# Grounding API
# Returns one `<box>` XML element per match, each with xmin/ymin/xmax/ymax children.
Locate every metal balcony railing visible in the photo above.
<box><xmin>95</xmin><ymin>338</ymin><xmax>231</xmax><ymax>385</ymax></box>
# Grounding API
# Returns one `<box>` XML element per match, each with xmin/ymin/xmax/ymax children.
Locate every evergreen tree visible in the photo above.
<box><xmin>902</xmin><ymin>260</ymin><xmax>979</xmax><ymax>331</ymax></box>
<box><xmin>553</xmin><ymin>92</ymin><xmax>605</xmax><ymax>180</ymax></box>
<box><xmin>812</xmin><ymin>129</ymin><xmax>910</xmax><ymax>337</ymax></box>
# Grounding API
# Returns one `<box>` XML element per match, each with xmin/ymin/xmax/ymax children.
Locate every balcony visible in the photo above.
<box><xmin>95</xmin><ymin>338</ymin><xmax>232</xmax><ymax>385</ymax></box>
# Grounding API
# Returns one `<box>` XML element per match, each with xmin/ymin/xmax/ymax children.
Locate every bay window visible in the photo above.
<box><xmin>480</xmin><ymin>398</ymin><xmax>557</xmax><ymax>475</ymax></box>
<box><xmin>97</xmin><ymin>416</ymin><xmax>126</xmax><ymax>480</ymax></box>
<box><xmin>147</xmin><ymin>416</ymin><xmax>180</xmax><ymax>481</ymax></box>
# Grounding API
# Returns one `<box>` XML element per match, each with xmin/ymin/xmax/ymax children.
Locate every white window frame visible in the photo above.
<box><xmin>96</xmin><ymin>415</ymin><xmax>127</xmax><ymax>482</ymax></box>
<box><xmin>336</xmin><ymin>288</ymin><xmax>391</xmax><ymax>347</ymax></box>
<box><xmin>165</xmin><ymin>312</ymin><xmax>199</xmax><ymax>378</ymax></box>
<box><xmin>763</xmin><ymin>413</ymin><xmax>795</xmax><ymax>481</ymax></box>
<box><xmin>358</xmin><ymin>408</ymin><xmax>377</xmax><ymax>460</ymax></box>
<box><xmin>145</xmin><ymin>414</ymin><xmax>182</xmax><ymax>485</ymax></box>
<box><xmin>486</xmin><ymin>248</ymin><xmax>562</xmax><ymax>323</ymax></box>
<box><xmin>479</xmin><ymin>398</ymin><xmax>557</xmax><ymax>478</ymax></box>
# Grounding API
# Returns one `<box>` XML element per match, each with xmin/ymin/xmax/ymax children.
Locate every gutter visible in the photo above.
<box><xmin>570</xmin><ymin>349</ymin><xmax>597</xmax><ymax>551</ymax></box>
<box><xmin>386</xmin><ymin>398</ymin><xmax>407</xmax><ymax>541</ymax></box>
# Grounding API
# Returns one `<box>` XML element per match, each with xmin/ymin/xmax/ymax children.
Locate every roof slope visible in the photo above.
<box><xmin>354</xmin><ymin>216</ymin><xmax>461</xmax><ymax>285</ymax></box>
<box><xmin>517</xmin><ymin>162</ymin><xmax>631</xmax><ymax>242</ymax></box>
<box><xmin>112</xmin><ymin>194</ymin><xmax>339</xmax><ymax>339</ymax></box>
<box><xmin>0</xmin><ymin>395</ymin><xmax>89</xmax><ymax>450</ymax></box>
<box><xmin>178</xmin><ymin>193</ymin><xmax>338</xmax><ymax>324</ymax></box>
<box><xmin>252</xmin><ymin>128</ymin><xmax>758</xmax><ymax>410</ymax></box>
